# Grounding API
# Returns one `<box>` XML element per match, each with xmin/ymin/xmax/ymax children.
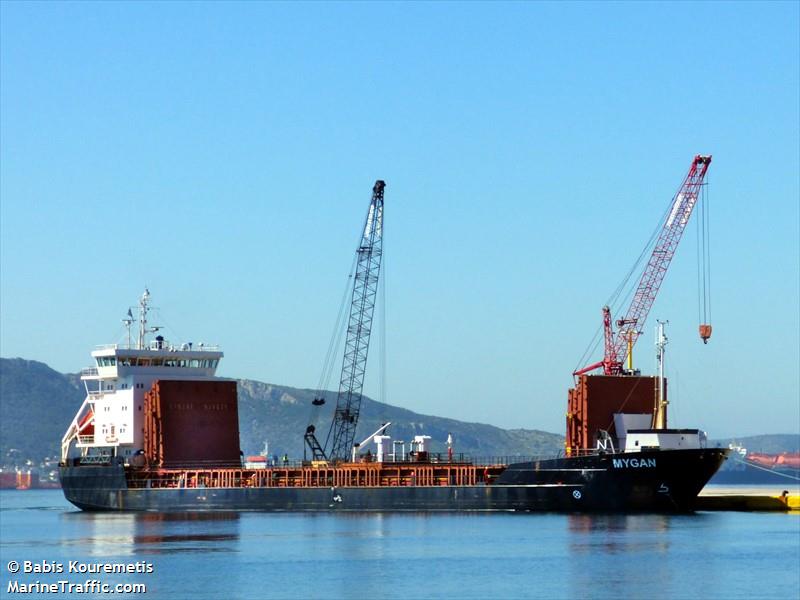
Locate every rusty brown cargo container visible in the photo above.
<box><xmin>144</xmin><ymin>380</ymin><xmax>240</xmax><ymax>468</ymax></box>
<box><xmin>566</xmin><ymin>375</ymin><xmax>665</xmax><ymax>452</ymax></box>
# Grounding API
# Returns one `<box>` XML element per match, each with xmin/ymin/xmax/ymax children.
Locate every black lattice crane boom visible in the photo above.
<box><xmin>305</xmin><ymin>180</ymin><xmax>385</xmax><ymax>462</ymax></box>
<box><xmin>327</xmin><ymin>179</ymin><xmax>385</xmax><ymax>460</ymax></box>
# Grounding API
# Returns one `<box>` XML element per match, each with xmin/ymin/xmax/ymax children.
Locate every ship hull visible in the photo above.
<box><xmin>60</xmin><ymin>448</ymin><xmax>727</xmax><ymax>513</ymax></box>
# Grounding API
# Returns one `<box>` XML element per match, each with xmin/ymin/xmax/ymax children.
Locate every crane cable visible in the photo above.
<box><xmin>306</xmin><ymin>252</ymin><xmax>359</xmax><ymax>433</ymax></box>
<box><xmin>705</xmin><ymin>179</ymin><xmax>712</xmax><ymax>324</ymax></box>
<box><xmin>307</xmin><ymin>188</ymin><xmax>388</xmax><ymax>439</ymax></box>
<box><xmin>696</xmin><ymin>177</ymin><xmax>712</xmax><ymax>329</ymax></box>
<box><xmin>379</xmin><ymin>239</ymin><xmax>387</xmax><ymax>407</ymax></box>
<box><xmin>573</xmin><ymin>181</ymin><xmax>680</xmax><ymax>375</ymax></box>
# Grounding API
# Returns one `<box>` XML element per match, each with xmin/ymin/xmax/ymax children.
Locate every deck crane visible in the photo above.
<box><xmin>304</xmin><ymin>180</ymin><xmax>386</xmax><ymax>462</ymax></box>
<box><xmin>574</xmin><ymin>155</ymin><xmax>712</xmax><ymax>377</ymax></box>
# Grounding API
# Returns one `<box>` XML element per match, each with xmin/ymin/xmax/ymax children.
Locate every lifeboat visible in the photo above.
<box><xmin>77</xmin><ymin>410</ymin><xmax>94</xmax><ymax>439</ymax></box>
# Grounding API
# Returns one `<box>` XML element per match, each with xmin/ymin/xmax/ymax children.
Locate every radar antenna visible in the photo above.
<box><xmin>123</xmin><ymin>308</ymin><xmax>135</xmax><ymax>349</ymax></box>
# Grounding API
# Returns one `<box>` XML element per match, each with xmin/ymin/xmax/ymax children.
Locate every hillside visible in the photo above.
<box><xmin>0</xmin><ymin>358</ymin><xmax>84</xmax><ymax>460</ymax></box>
<box><xmin>236</xmin><ymin>379</ymin><xmax>562</xmax><ymax>459</ymax></box>
<box><xmin>4</xmin><ymin>357</ymin><xmax>797</xmax><ymax>466</ymax></box>
<box><xmin>714</xmin><ymin>434</ymin><xmax>800</xmax><ymax>454</ymax></box>
<box><xmin>0</xmin><ymin>358</ymin><xmax>563</xmax><ymax>463</ymax></box>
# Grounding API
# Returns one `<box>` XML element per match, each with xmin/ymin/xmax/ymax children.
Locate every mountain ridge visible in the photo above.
<box><xmin>0</xmin><ymin>357</ymin><xmax>564</xmax><ymax>462</ymax></box>
<box><xmin>2</xmin><ymin>357</ymin><xmax>797</xmax><ymax>465</ymax></box>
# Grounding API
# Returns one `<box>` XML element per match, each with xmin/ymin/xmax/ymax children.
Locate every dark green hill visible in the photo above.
<box><xmin>3</xmin><ymin>357</ymin><xmax>797</xmax><ymax>465</ymax></box>
<box><xmin>0</xmin><ymin>358</ymin><xmax>84</xmax><ymax>460</ymax></box>
<box><xmin>236</xmin><ymin>379</ymin><xmax>562</xmax><ymax>459</ymax></box>
<box><xmin>0</xmin><ymin>358</ymin><xmax>563</xmax><ymax>463</ymax></box>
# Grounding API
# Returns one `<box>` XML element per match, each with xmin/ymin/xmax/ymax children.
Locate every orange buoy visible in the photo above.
<box><xmin>699</xmin><ymin>324</ymin><xmax>712</xmax><ymax>344</ymax></box>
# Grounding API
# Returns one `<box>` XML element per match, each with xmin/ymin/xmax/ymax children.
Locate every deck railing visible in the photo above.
<box><xmin>125</xmin><ymin>461</ymin><xmax>508</xmax><ymax>490</ymax></box>
<box><xmin>93</xmin><ymin>343</ymin><xmax>222</xmax><ymax>352</ymax></box>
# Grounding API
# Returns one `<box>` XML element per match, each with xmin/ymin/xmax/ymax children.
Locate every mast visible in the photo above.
<box><xmin>137</xmin><ymin>289</ymin><xmax>151</xmax><ymax>350</ymax></box>
<box><xmin>654</xmin><ymin>320</ymin><xmax>668</xmax><ymax>429</ymax></box>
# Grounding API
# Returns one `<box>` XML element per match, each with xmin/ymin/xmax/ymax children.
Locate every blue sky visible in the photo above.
<box><xmin>1</xmin><ymin>2</ymin><xmax>798</xmax><ymax>438</ymax></box>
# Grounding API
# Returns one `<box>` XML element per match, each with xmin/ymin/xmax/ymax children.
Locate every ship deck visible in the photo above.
<box><xmin>126</xmin><ymin>461</ymin><xmax>509</xmax><ymax>490</ymax></box>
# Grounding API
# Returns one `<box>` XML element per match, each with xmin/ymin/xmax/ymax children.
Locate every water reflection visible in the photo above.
<box><xmin>568</xmin><ymin>513</ymin><xmax>672</xmax><ymax>556</ymax></box>
<box><xmin>3</xmin><ymin>494</ymin><xmax>795</xmax><ymax>600</ymax></box>
<box><xmin>569</xmin><ymin>513</ymin><xmax>671</xmax><ymax>535</ymax></box>
<box><xmin>566</xmin><ymin>514</ymin><xmax>694</xmax><ymax>599</ymax></box>
<box><xmin>60</xmin><ymin>511</ymin><xmax>240</xmax><ymax>556</ymax></box>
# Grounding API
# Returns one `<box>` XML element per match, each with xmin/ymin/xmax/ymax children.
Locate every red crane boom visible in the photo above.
<box><xmin>575</xmin><ymin>155</ymin><xmax>712</xmax><ymax>376</ymax></box>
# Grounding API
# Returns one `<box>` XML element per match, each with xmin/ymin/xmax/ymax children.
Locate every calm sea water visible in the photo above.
<box><xmin>1</xmin><ymin>489</ymin><xmax>798</xmax><ymax>599</ymax></box>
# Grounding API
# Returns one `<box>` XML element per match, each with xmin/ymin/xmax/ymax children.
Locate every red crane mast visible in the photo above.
<box><xmin>575</xmin><ymin>155</ymin><xmax>712</xmax><ymax>377</ymax></box>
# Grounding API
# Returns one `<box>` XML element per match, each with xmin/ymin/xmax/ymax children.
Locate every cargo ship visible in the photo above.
<box><xmin>59</xmin><ymin>290</ymin><xmax>728</xmax><ymax>512</ymax></box>
<box><xmin>60</xmin><ymin>165</ymin><xmax>730</xmax><ymax>512</ymax></box>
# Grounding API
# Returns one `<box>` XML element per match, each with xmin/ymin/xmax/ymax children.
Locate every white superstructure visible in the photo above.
<box><xmin>603</xmin><ymin>321</ymin><xmax>707</xmax><ymax>454</ymax></box>
<box><xmin>60</xmin><ymin>290</ymin><xmax>223</xmax><ymax>464</ymax></box>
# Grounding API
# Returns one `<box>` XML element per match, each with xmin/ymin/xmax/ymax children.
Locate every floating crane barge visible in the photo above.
<box><xmin>60</xmin><ymin>171</ymin><xmax>728</xmax><ymax>512</ymax></box>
